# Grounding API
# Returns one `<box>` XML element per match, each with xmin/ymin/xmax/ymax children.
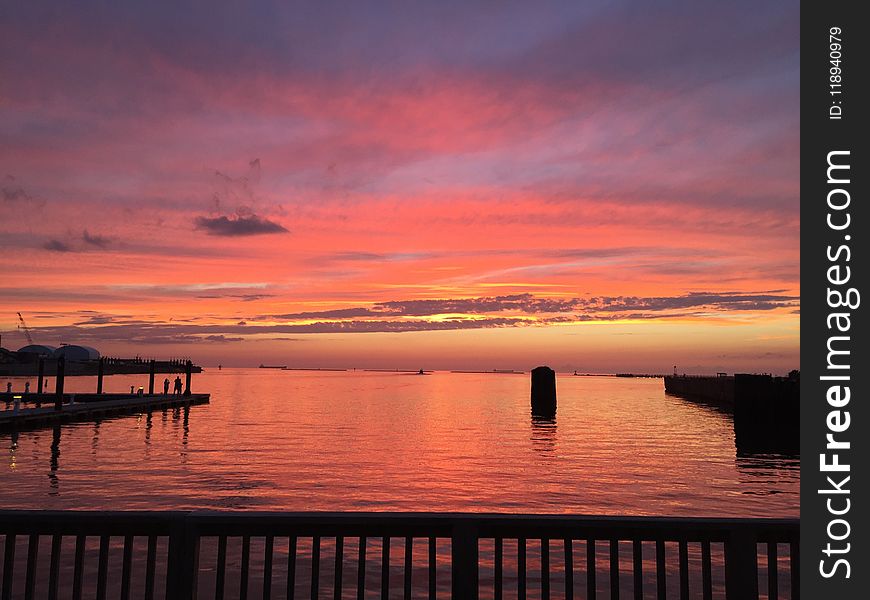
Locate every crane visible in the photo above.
<box><xmin>17</xmin><ymin>312</ymin><xmax>34</xmax><ymax>345</ymax></box>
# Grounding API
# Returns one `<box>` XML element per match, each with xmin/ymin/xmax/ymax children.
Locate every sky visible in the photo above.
<box><xmin>0</xmin><ymin>1</ymin><xmax>800</xmax><ymax>373</ymax></box>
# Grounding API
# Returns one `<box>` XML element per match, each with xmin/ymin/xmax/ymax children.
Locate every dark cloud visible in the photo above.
<box><xmin>43</xmin><ymin>239</ymin><xmax>72</xmax><ymax>252</ymax></box>
<box><xmin>1</xmin><ymin>176</ymin><xmax>34</xmax><ymax>203</ymax></box>
<box><xmin>130</xmin><ymin>334</ymin><xmax>245</xmax><ymax>345</ymax></box>
<box><xmin>195</xmin><ymin>159</ymin><xmax>287</xmax><ymax>236</ymax></box>
<box><xmin>2</xmin><ymin>288</ymin><xmax>799</xmax><ymax>345</ymax></box>
<box><xmin>262</xmin><ymin>291</ymin><xmax>799</xmax><ymax>322</ymax></box>
<box><xmin>73</xmin><ymin>314</ymin><xmax>145</xmax><ymax>326</ymax></box>
<box><xmin>581</xmin><ymin>293</ymin><xmax>799</xmax><ymax>313</ymax></box>
<box><xmin>195</xmin><ymin>293</ymin><xmax>274</xmax><ymax>302</ymax></box>
<box><xmin>82</xmin><ymin>229</ymin><xmax>112</xmax><ymax>248</ymax></box>
<box><xmin>202</xmin><ymin>335</ymin><xmax>244</xmax><ymax>343</ymax></box>
<box><xmin>194</xmin><ymin>214</ymin><xmax>288</xmax><ymax>236</ymax></box>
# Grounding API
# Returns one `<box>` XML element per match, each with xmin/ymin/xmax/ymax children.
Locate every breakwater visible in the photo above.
<box><xmin>665</xmin><ymin>373</ymin><xmax>799</xmax><ymax>453</ymax></box>
<box><xmin>664</xmin><ymin>374</ymin><xmax>735</xmax><ymax>405</ymax></box>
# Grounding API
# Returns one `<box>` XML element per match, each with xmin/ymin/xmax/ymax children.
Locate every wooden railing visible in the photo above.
<box><xmin>0</xmin><ymin>511</ymin><xmax>799</xmax><ymax>599</ymax></box>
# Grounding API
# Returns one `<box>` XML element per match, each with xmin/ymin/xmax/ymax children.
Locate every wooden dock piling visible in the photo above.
<box><xmin>184</xmin><ymin>360</ymin><xmax>192</xmax><ymax>396</ymax></box>
<box><xmin>531</xmin><ymin>366</ymin><xmax>557</xmax><ymax>416</ymax></box>
<box><xmin>37</xmin><ymin>357</ymin><xmax>45</xmax><ymax>394</ymax></box>
<box><xmin>97</xmin><ymin>357</ymin><xmax>104</xmax><ymax>394</ymax></box>
<box><xmin>149</xmin><ymin>359</ymin><xmax>156</xmax><ymax>395</ymax></box>
<box><xmin>54</xmin><ymin>356</ymin><xmax>65</xmax><ymax>411</ymax></box>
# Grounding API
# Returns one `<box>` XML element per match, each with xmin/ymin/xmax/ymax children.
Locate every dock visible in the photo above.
<box><xmin>0</xmin><ymin>393</ymin><xmax>209</xmax><ymax>432</ymax></box>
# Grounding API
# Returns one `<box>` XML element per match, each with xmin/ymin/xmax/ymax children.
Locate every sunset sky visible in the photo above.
<box><xmin>0</xmin><ymin>1</ymin><xmax>799</xmax><ymax>373</ymax></box>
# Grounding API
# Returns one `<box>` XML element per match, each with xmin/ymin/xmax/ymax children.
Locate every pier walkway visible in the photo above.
<box><xmin>0</xmin><ymin>393</ymin><xmax>209</xmax><ymax>432</ymax></box>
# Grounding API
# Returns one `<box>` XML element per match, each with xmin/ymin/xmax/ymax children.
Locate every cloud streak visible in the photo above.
<box><xmin>195</xmin><ymin>214</ymin><xmax>288</xmax><ymax>236</ymax></box>
<box><xmin>2</xmin><ymin>290</ymin><xmax>799</xmax><ymax>346</ymax></box>
<box><xmin>43</xmin><ymin>239</ymin><xmax>72</xmax><ymax>252</ymax></box>
<box><xmin>82</xmin><ymin>229</ymin><xmax>112</xmax><ymax>248</ymax></box>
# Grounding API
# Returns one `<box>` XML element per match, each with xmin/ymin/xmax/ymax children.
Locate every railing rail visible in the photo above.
<box><xmin>0</xmin><ymin>511</ymin><xmax>799</xmax><ymax>600</ymax></box>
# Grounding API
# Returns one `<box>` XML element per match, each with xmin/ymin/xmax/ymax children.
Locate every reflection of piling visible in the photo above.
<box><xmin>149</xmin><ymin>360</ymin><xmax>156</xmax><ymax>395</ymax></box>
<box><xmin>54</xmin><ymin>357</ymin><xmax>65</xmax><ymax>411</ymax></box>
<box><xmin>97</xmin><ymin>358</ymin><xmax>104</xmax><ymax>394</ymax></box>
<box><xmin>37</xmin><ymin>357</ymin><xmax>45</xmax><ymax>394</ymax></box>
<box><xmin>531</xmin><ymin>366</ymin><xmax>557</xmax><ymax>416</ymax></box>
<box><xmin>184</xmin><ymin>360</ymin><xmax>192</xmax><ymax>396</ymax></box>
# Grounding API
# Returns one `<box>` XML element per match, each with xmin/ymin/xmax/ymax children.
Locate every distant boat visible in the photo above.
<box><xmin>259</xmin><ymin>364</ymin><xmax>287</xmax><ymax>369</ymax></box>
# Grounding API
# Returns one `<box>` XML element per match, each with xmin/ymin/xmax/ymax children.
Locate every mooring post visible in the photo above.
<box><xmin>184</xmin><ymin>360</ymin><xmax>192</xmax><ymax>396</ymax></box>
<box><xmin>149</xmin><ymin>360</ymin><xmax>156</xmax><ymax>395</ymax></box>
<box><xmin>54</xmin><ymin>356</ymin><xmax>65</xmax><ymax>411</ymax></box>
<box><xmin>531</xmin><ymin>366</ymin><xmax>557</xmax><ymax>416</ymax></box>
<box><xmin>96</xmin><ymin>357</ymin><xmax>104</xmax><ymax>394</ymax></box>
<box><xmin>37</xmin><ymin>357</ymin><xmax>45</xmax><ymax>394</ymax></box>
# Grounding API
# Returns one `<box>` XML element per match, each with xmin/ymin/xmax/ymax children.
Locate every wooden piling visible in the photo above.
<box><xmin>184</xmin><ymin>361</ymin><xmax>192</xmax><ymax>396</ymax></box>
<box><xmin>37</xmin><ymin>357</ymin><xmax>45</xmax><ymax>394</ymax></box>
<box><xmin>149</xmin><ymin>360</ymin><xmax>156</xmax><ymax>395</ymax></box>
<box><xmin>97</xmin><ymin>358</ymin><xmax>104</xmax><ymax>394</ymax></box>
<box><xmin>531</xmin><ymin>366</ymin><xmax>557</xmax><ymax>416</ymax></box>
<box><xmin>54</xmin><ymin>357</ymin><xmax>65</xmax><ymax>411</ymax></box>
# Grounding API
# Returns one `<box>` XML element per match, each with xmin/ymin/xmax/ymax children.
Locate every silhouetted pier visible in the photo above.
<box><xmin>1</xmin><ymin>357</ymin><xmax>209</xmax><ymax>432</ymax></box>
<box><xmin>1</xmin><ymin>355</ymin><xmax>202</xmax><ymax>377</ymax></box>
<box><xmin>0</xmin><ymin>393</ymin><xmax>209</xmax><ymax>432</ymax></box>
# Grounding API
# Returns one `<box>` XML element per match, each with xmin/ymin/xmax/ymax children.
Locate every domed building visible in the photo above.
<box><xmin>53</xmin><ymin>344</ymin><xmax>101</xmax><ymax>362</ymax></box>
<box><xmin>17</xmin><ymin>344</ymin><xmax>57</xmax><ymax>356</ymax></box>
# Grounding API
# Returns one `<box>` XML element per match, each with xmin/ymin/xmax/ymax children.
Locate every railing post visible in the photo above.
<box><xmin>451</xmin><ymin>521</ymin><xmax>479</xmax><ymax>600</ymax></box>
<box><xmin>166</xmin><ymin>514</ymin><xmax>199</xmax><ymax>600</ymax></box>
<box><xmin>724</xmin><ymin>528</ymin><xmax>758</xmax><ymax>600</ymax></box>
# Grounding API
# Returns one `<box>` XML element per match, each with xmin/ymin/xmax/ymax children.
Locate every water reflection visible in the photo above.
<box><xmin>91</xmin><ymin>421</ymin><xmax>101</xmax><ymax>454</ymax></box>
<box><xmin>530</xmin><ymin>413</ymin><xmax>557</xmax><ymax>455</ymax></box>
<box><xmin>8</xmin><ymin>430</ymin><xmax>18</xmax><ymax>471</ymax></box>
<box><xmin>48</xmin><ymin>426</ymin><xmax>61</xmax><ymax>494</ymax></box>
<box><xmin>0</xmin><ymin>371</ymin><xmax>799</xmax><ymax>516</ymax></box>
<box><xmin>181</xmin><ymin>406</ymin><xmax>190</xmax><ymax>462</ymax></box>
<box><xmin>734</xmin><ymin>424</ymin><xmax>799</xmax><ymax>457</ymax></box>
<box><xmin>144</xmin><ymin>411</ymin><xmax>153</xmax><ymax>457</ymax></box>
<box><xmin>666</xmin><ymin>391</ymin><xmax>800</xmax><ymax>459</ymax></box>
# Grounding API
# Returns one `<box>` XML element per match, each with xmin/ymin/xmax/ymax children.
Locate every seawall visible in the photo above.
<box><xmin>664</xmin><ymin>375</ymin><xmax>735</xmax><ymax>405</ymax></box>
<box><xmin>665</xmin><ymin>373</ymin><xmax>799</xmax><ymax>453</ymax></box>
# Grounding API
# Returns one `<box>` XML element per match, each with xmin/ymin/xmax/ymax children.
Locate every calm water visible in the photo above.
<box><xmin>1</xmin><ymin>369</ymin><xmax>798</xmax><ymax>516</ymax></box>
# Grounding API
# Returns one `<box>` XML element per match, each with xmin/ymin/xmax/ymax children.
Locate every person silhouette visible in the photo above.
<box><xmin>163</xmin><ymin>378</ymin><xmax>170</xmax><ymax>395</ymax></box>
<box><xmin>173</xmin><ymin>376</ymin><xmax>182</xmax><ymax>396</ymax></box>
